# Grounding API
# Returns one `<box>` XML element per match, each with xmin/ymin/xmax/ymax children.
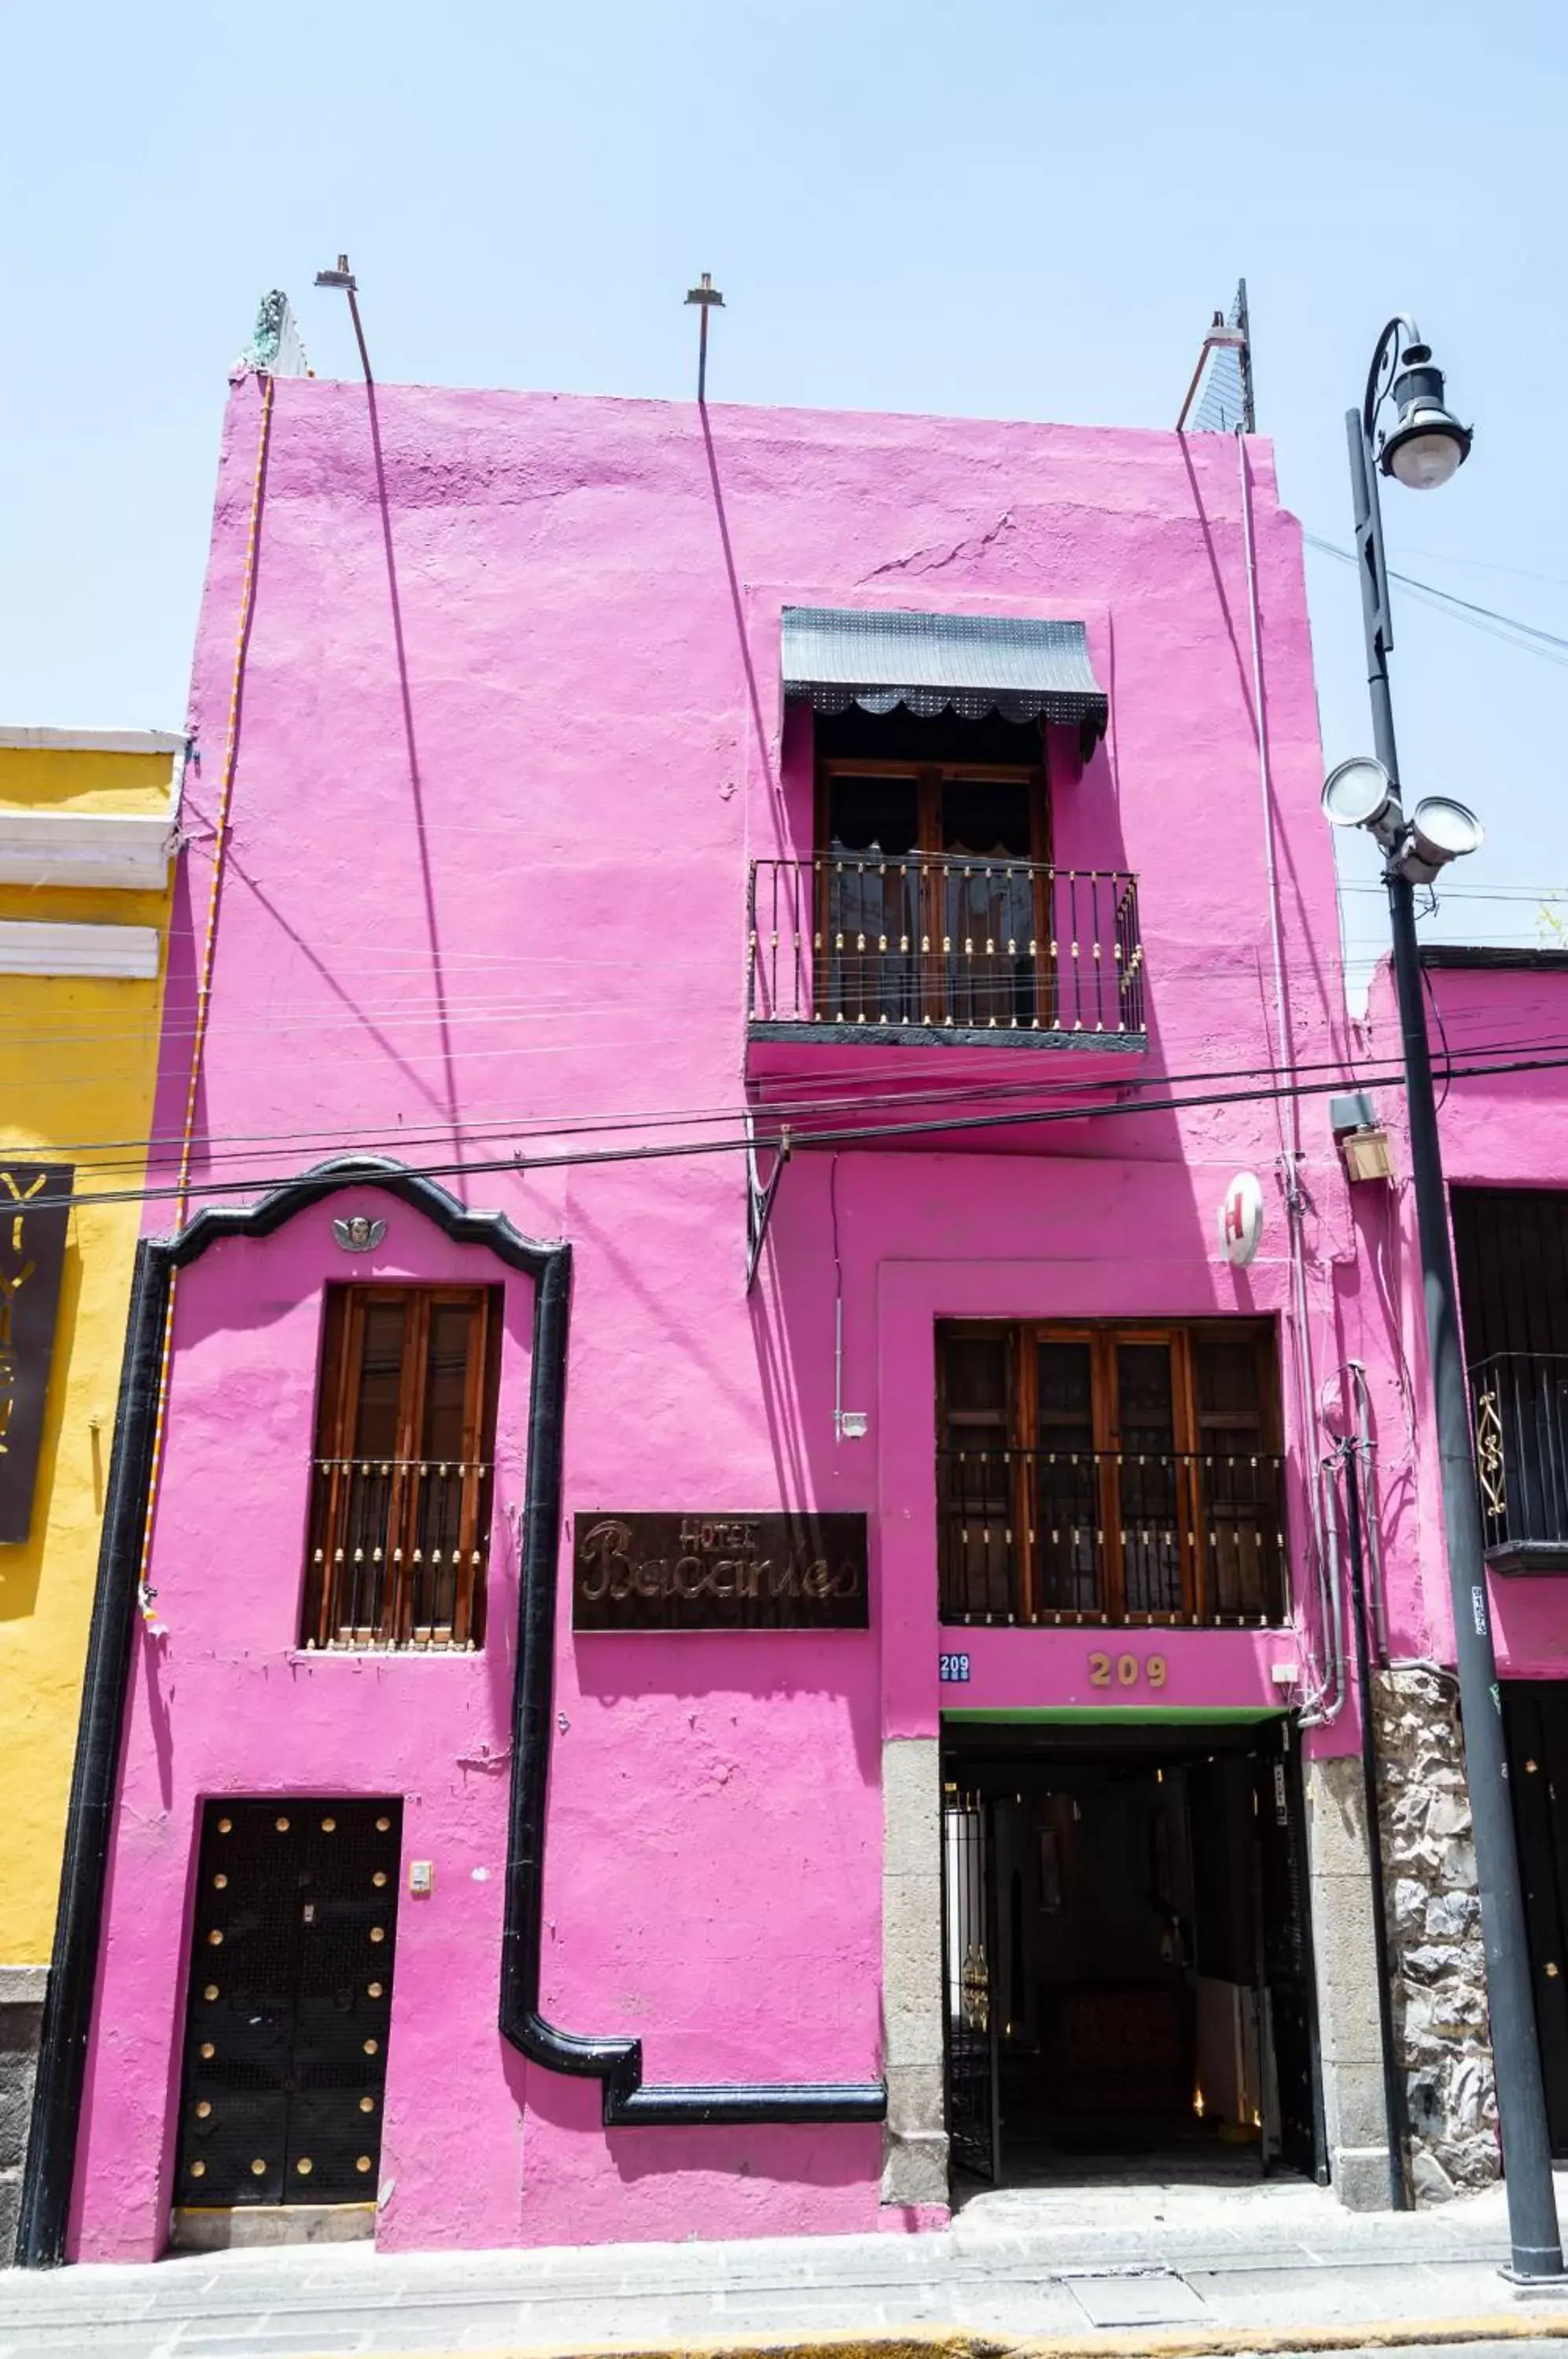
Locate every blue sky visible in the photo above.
<box><xmin>5</xmin><ymin>0</ymin><xmax>1565</xmax><ymax>985</ymax></box>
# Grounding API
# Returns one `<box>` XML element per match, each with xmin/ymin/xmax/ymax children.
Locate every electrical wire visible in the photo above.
<box><xmin>2</xmin><ymin>956</ymin><xmax>1560</xmax><ymax>1082</ymax></box>
<box><xmin>24</xmin><ymin>1017</ymin><xmax>1568</xmax><ymax>1186</ymax></box>
<box><xmin>1304</xmin><ymin>533</ymin><xmax>1568</xmax><ymax>664</ymax></box>
<box><xmin>19</xmin><ymin>1037</ymin><xmax>1568</xmax><ymax>1220</ymax></box>
<box><xmin>1382</xmin><ymin>547</ymin><xmax>1568</xmax><ymax>593</ymax></box>
<box><xmin>1422</xmin><ymin>962</ymin><xmax>1456</xmax><ymax>1112</ymax></box>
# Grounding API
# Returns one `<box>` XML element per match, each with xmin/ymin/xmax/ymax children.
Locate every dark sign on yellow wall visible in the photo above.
<box><xmin>0</xmin><ymin>1165</ymin><xmax>73</xmax><ymax>1545</ymax></box>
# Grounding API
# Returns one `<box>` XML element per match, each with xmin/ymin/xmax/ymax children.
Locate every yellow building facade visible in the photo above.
<box><xmin>0</xmin><ymin>727</ymin><xmax>182</xmax><ymax>2259</ymax></box>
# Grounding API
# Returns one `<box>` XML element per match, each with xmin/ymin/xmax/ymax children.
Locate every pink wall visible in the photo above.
<box><xmin>75</xmin><ymin>376</ymin><xmax>1351</xmax><ymax>2257</ymax></box>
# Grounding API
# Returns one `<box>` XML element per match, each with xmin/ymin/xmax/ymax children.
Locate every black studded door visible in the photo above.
<box><xmin>175</xmin><ymin>1798</ymin><xmax>402</xmax><ymax>2206</ymax></box>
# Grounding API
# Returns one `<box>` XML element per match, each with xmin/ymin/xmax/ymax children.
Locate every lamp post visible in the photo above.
<box><xmin>1325</xmin><ymin>318</ymin><xmax>1562</xmax><ymax>2277</ymax></box>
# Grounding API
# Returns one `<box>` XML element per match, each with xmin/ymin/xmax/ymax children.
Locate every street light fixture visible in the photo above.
<box><xmin>1400</xmin><ymin>795</ymin><xmax>1485</xmax><ymax>885</ymax></box>
<box><xmin>1322</xmin><ymin>755</ymin><xmax>1485</xmax><ymax>886</ymax></box>
<box><xmin>1331</xmin><ymin>318</ymin><xmax>1562</xmax><ymax>2278</ymax></box>
<box><xmin>1321</xmin><ymin>754</ymin><xmax>1402</xmax><ymax>843</ymax></box>
<box><xmin>1378</xmin><ymin>341</ymin><xmax>1473</xmax><ymax>490</ymax></box>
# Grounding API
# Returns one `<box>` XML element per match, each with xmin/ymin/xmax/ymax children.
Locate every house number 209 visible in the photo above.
<box><xmin>1088</xmin><ymin>1651</ymin><xmax>1167</xmax><ymax>1690</ymax></box>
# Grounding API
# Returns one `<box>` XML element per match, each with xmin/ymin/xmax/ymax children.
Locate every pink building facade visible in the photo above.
<box><xmin>1358</xmin><ymin>949</ymin><xmax>1568</xmax><ymax>2189</ymax></box>
<box><xmin>22</xmin><ymin>363</ymin><xmax>1550</xmax><ymax>2262</ymax></box>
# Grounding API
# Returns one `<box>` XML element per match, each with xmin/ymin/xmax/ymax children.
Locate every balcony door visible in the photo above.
<box><xmin>819</xmin><ymin>762</ymin><xmax>1049</xmax><ymax>1030</ymax></box>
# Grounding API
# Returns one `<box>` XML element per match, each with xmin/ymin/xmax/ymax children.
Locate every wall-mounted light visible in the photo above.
<box><xmin>1331</xmin><ymin>1089</ymin><xmax>1394</xmax><ymax>1184</ymax></box>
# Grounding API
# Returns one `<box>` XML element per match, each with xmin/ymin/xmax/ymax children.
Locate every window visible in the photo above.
<box><xmin>815</xmin><ymin>708</ymin><xmax>1052</xmax><ymax>1031</ymax></box>
<box><xmin>302</xmin><ymin>1286</ymin><xmax>500</xmax><ymax>1650</ymax></box>
<box><xmin>937</xmin><ymin>1320</ymin><xmax>1286</xmax><ymax>1626</ymax></box>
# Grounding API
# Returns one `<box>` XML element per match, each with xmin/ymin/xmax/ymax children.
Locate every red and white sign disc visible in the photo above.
<box><xmin>1217</xmin><ymin>1171</ymin><xmax>1264</xmax><ymax>1268</ymax></box>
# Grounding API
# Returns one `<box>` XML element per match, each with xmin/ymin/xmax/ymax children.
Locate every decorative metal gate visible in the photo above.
<box><xmin>1252</xmin><ymin>1735</ymin><xmax>1326</xmax><ymax>2179</ymax></box>
<box><xmin>941</xmin><ymin>1783</ymin><xmax>1000</xmax><ymax>2183</ymax></box>
<box><xmin>174</xmin><ymin>1798</ymin><xmax>403</xmax><ymax>2206</ymax></box>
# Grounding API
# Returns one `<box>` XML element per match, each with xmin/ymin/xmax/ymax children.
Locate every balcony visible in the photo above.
<box><xmin>301</xmin><ymin>1456</ymin><xmax>491</xmax><ymax>1649</ymax></box>
<box><xmin>745</xmin><ymin>854</ymin><xmax>1146</xmax><ymax>1104</ymax></box>
<box><xmin>937</xmin><ymin>1444</ymin><xmax>1288</xmax><ymax>1627</ymax></box>
<box><xmin>1471</xmin><ymin>1353</ymin><xmax>1568</xmax><ymax>1574</ymax></box>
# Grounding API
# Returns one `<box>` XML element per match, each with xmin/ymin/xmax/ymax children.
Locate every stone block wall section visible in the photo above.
<box><xmin>0</xmin><ymin>1967</ymin><xmax>46</xmax><ymax>2261</ymax></box>
<box><xmin>1303</xmin><ymin>1754</ymin><xmax>1397</xmax><ymax>2209</ymax></box>
<box><xmin>881</xmin><ymin>1737</ymin><xmax>948</xmax><ymax>2208</ymax></box>
<box><xmin>1374</xmin><ymin>1665</ymin><xmax>1500</xmax><ymax>2201</ymax></box>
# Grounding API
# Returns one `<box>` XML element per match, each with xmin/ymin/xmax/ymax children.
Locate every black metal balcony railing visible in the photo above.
<box><xmin>301</xmin><ymin>1456</ymin><xmax>492</xmax><ymax>1649</ymax></box>
<box><xmin>1470</xmin><ymin>1353</ymin><xmax>1568</xmax><ymax>1573</ymax></box>
<box><xmin>747</xmin><ymin>855</ymin><xmax>1145</xmax><ymax>1040</ymax></box>
<box><xmin>937</xmin><ymin>1444</ymin><xmax>1287</xmax><ymax>1626</ymax></box>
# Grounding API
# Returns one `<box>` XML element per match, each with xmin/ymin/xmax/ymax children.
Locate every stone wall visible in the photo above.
<box><xmin>1373</xmin><ymin>1664</ymin><xmax>1499</xmax><ymax>2201</ymax></box>
<box><xmin>880</xmin><ymin>1738</ymin><xmax>948</xmax><ymax>2210</ymax></box>
<box><xmin>0</xmin><ymin>1966</ymin><xmax>46</xmax><ymax>2261</ymax></box>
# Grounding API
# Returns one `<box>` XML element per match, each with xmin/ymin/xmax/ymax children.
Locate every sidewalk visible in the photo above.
<box><xmin>7</xmin><ymin>2175</ymin><xmax>1568</xmax><ymax>2359</ymax></box>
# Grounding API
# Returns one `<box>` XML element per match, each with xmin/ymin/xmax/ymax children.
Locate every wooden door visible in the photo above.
<box><xmin>175</xmin><ymin>1798</ymin><xmax>403</xmax><ymax>2207</ymax></box>
<box><xmin>937</xmin><ymin>771</ymin><xmax>1047</xmax><ymax>1030</ymax></box>
<box><xmin>819</xmin><ymin>762</ymin><xmax>1047</xmax><ymax>1031</ymax></box>
<box><xmin>819</xmin><ymin>768</ymin><xmax>921</xmax><ymax>1024</ymax></box>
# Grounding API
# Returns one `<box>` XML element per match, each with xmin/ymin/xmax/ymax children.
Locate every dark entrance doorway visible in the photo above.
<box><xmin>1503</xmin><ymin>1684</ymin><xmax>1568</xmax><ymax>2155</ymax></box>
<box><xmin>940</xmin><ymin>1720</ymin><xmax>1321</xmax><ymax>2192</ymax></box>
<box><xmin>174</xmin><ymin>1798</ymin><xmax>403</xmax><ymax>2210</ymax></box>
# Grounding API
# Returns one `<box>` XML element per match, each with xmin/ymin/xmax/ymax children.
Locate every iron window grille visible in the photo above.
<box><xmin>302</xmin><ymin>1286</ymin><xmax>500</xmax><ymax>1650</ymax></box>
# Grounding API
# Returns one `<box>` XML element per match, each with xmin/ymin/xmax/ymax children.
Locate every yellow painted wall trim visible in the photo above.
<box><xmin>0</xmin><ymin>802</ymin><xmax>179</xmax><ymax>892</ymax></box>
<box><xmin>0</xmin><ymin>921</ymin><xmax>161</xmax><ymax>978</ymax></box>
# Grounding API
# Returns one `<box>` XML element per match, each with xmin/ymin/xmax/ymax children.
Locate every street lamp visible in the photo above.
<box><xmin>1326</xmin><ymin>318</ymin><xmax>1562</xmax><ymax>2278</ymax></box>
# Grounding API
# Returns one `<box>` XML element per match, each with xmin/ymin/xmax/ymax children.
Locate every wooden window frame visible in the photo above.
<box><xmin>815</xmin><ymin>756</ymin><xmax>1052</xmax><ymax>1028</ymax></box>
<box><xmin>937</xmin><ymin>1318</ymin><xmax>1283</xmax><ymax>1628</ymax></box>
<box><xmin>302</xmin><ymin>1284</ymin><xmax>501</xmax><ymax>1651</ymax></box>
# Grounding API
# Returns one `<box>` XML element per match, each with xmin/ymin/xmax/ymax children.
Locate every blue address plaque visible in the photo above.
<box><xmin>938</xmin><ymin>1651</ymin><xmax>971</xmax><ymax>1684</ymax></box>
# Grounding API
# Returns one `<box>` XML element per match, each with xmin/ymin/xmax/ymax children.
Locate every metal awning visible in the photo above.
<box><xmin>781</xmin><ymin>606</ymin><xmax>1107</xmax><ymax>745</ymax></box>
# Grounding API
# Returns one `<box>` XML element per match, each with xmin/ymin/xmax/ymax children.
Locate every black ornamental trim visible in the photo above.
<box><xmin>19</xmin><ymin>1156</ymin><xmax>882</xmax><ymax>2262</ymax></box>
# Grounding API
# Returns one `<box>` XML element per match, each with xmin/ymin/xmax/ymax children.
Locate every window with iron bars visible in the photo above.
<box><xmin>301</xmin><ymin>1286</ymin><xmax>500</xmax><ymax>1650</ymax></box>
<box><xmin>937</xmin><ymin>1319</ymin><xmax>1287</xmax><ymax>1627</ymax></box>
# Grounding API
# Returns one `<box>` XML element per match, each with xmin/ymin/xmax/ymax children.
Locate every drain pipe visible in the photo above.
<box><xmin>1340</xmin><ymin>1433</ymin><xmax>1408</xmax><ymax>2206</ymax></box>
<box><xmin>1348</xmin><ymin>1360</ymin><xmax>1391</xmax><ymax>1666</ymax></box>
<box><xmin>1306</xmin><ymin>1457</ymin><xmax>1346</xmax><ymax>1727</ymax></box>
<box><xmin>1237</xmin><ymin>431</ymin><xmax>1333</xmax><ymax>1712</ymax></box>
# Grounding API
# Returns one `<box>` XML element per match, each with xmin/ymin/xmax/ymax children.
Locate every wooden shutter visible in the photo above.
<box><xmin>1187</xmin><ymin>1324</ymin><xmax>1283</xmax><ymax>1621</ymax></box>
<box><xmin>302</xmin><ymin>1286</ymin><xmax>498</xmax><ymax>1650</ymax></box>
<box><xmin>937</xmin><ymin>1325</ymin><xmax>1020</xmax><ymax>1620</ymax></box>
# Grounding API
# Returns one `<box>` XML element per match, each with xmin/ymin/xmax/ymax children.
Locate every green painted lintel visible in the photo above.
<box><xmin>940</xmin><ymin>1706</ymin><xmax>1287</xmax><ymax>1726</ymax></box>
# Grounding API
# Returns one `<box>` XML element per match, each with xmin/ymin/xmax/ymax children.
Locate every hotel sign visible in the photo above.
<box><xmin>0</xmin><ymin>1165</ymin><xmax>73</xmax><ymax>1545</ymax></box>
<box><xmin>572</xmin><ymin>1512</ymin><xmax>869</xmax><ymax>1632</ymax></box>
